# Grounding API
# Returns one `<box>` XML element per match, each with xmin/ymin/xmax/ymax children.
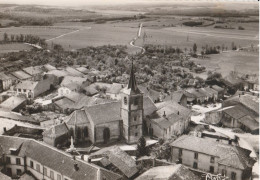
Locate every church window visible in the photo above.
<box><xmin>134</xmin><ymin>98</ymin><xmax>138</xmax><ymax>105</ymax></box>
<box><xmin>134</xmin><ymin>116</ymin><xmax>137</xmax><ymax>121</ymax></box>
<box><xmin>135</xmin><ymin>133</ymin><xmax>138</xmax><ymax>136</ymax></box>
<box><xmin>135</xmin><ymin>125</ymin><xmax>138</xmax><ymax>129</ymax></box>
<box><xmin>124</xmin><ymin>97</ymin><xmax>127</xmax><ymax>105</ymax></box>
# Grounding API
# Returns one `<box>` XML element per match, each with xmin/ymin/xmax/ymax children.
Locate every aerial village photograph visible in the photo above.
<box><xmin>0</xmin><ymin>0</ymin><xmax>258</xmax><ymax>179</ymax></box>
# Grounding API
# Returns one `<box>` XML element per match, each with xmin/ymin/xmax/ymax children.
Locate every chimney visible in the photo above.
<box><xmin>74</xmin><ymin>163</ymin><xmax>79</xmax><ymax>171</ymax></box>
<box><xmin>163</xmin><ymin>111</ymin><xmax>166</xmax><ymax>118</ymax></box>
<box><xmin>228</xmin><ymin>139</ymin><xmax>232</xmax><ymax>145</ymax></box>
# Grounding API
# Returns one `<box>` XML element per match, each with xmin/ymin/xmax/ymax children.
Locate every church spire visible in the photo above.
<box><xmin>127</xmin><ymin>59</ymin><xmax>140</xmax><ymax>93</ymax></box>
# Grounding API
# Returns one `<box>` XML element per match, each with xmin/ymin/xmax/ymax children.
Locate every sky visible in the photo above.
<box><xmin>0</xmin><ymin>0</ymin><xmax>258</xmax><ymax>7</ymax></box>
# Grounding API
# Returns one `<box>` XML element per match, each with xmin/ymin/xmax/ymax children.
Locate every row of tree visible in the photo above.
<box><xmin>2</xmin><ymin>33</ymin><xmax>47</xmax><ymax>48</ymax></box>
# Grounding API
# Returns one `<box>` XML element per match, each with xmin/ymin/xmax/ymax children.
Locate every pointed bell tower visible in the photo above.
<box><xmin>120</xmin><ymin>59</ymin><xmax>144</xmax><ymax>144</ymax></box>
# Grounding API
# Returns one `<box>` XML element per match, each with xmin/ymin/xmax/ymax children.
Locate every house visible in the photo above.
<box><xmin>204</xmin><ymin>87</ymin><xmax>218</xmax><ymax>101</ymax></box>
<box><xmin>165</xmin><ymin>91</ymin><xmax>187</xmax><ymax>107</ymax></box>
<box><xmin>10</xmin><ymin>71</ymin><xmax>32</xmax><ymax>81</ymax></box>
<box><xmin>15</xmin><ymin>79</ymin><xmax>51</xmax><ymax>99</ymax></box>
<box><xmin>185</xmin><ymin>88</ymin><xmax>207</xmax><ymax>104</ymax></box>
<box><xmin>0</xmin><ymin>96</ymin><xmax>27</xmax><ymax>112</ymax></box>
<box><xmin>211</xmin><ymin>85</ymin><xmax>225</xmax><ymax>100</ymax></box>
<box><xmin>135</xmin><ymin>164</ymin><xmax>200</xmax><ymax>180</ymax></box>
<box><xmin>58</xmin><ymin>76</ymin><xmax>90</xmax><ymax>96</ymax></box>
<box><xmin>91</xmin><ymin>146</ymin><xmax>139</xmax><ymax>179</ymax></box>
<box><xmin>170</xmin><ymin>135</ymin><xmax>255</xmax><ymax>180</ymax></box>
<box><xmin>3</xmin><ymin>124</ymin><xmax>44</xmax><ymax>140</ymax></box>
<box><xmin>75</xmin><ymin>67</ymin><xmax>89</xmax><ymax>75</ymax></box>
<box><xmin>47</xmin><ymin>63</ymin><xmax>158</xmax><ymax>145</ymax></box>
<box><xmin>106</xmin><ymin>83</ymin><xmax>124</xmax><ymax>100</ymax></box>
<box><xmin>22</xmin><ymin>66</ymin><xmax>43</xmax><ymax>81</ymax></box>
<box><xmin>42</xmin><ymin>64</ymin><xmax>56</xmax><ymax>72</ymax></box>
<box><xmin>43</xmin><ymin>123</ymin><xmax>69</xmax><ymax>147</ymax></box>
<box><xmin>138</xmin><ymin>86</ymin><xmax>162</xmax><ymax>103</ymax></box>
<box><xmin>0</xmin><ymin>73</ymin><xmax>12</xmax><ymax>92</ymax></box>
<box><xmin>146</xmin><ymin>101</ymin><xmax>191</xmax><ymax>139</ymax></box>
<box><xmin>65</xmin><ymin>67</ymin><xmax>84</xmax><ymax>77</ymax></box>
<box><xmin>0</xmin><ymin>135</ymin><xmax>122</xmax><ymax>180</ymax></box>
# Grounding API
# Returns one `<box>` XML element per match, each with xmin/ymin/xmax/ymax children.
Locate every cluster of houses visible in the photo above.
<box><xmin>205</xmin><ymin>94</ymin><xmax>259</xmax><ymax>134</ymax></box>
<box><xmin>0</xmin><ymin>62</ymin><xmax>258</xmax><ymax>180</ymax></box>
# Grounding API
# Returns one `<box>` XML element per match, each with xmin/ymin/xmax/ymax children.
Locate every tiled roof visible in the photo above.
<box><xmin>223</xmin><ymin>105</ymin><xmax>246</xmax><ymax>120</ymax></box>
<box><xmin>43</xmin><ymin>64</ymin><xmax>56</xmax><ymax>71</ymax></box>
<box><xmin>46</xmin><ymin>70</ymin><xmax>69</xmax><ymax>77</ymax></box>
<box><xmin>66</xmin><ymin>110</ymin><xmax>90</xmax><ymax>126</ymax></box>
<box><xmin>239</xmin><ymin>115</ymin><xmax>259</xmax><ymax>131</ymax></box>
<box><xmin>0</xmin><ymin>172</ymin><xmax>11</xmax><ymax>180</ymax></box>
<box><xmin>0</xmin><ymin>72</ymin><xmax>11</xmax><ymax>80</ymax></box>
<box><xmin>106</xmin><ymin>146</ymin><xmax>138</xmax><ymax>178</ymax></box>
<box><xmin>11</xmin><ymin>71</ymin><xmax>31</xmax><ymax>80</ymax></box>
<box><xmin>84</xmin><ymin>102</ymin><xmax>121</xmax><ymax>125</ymax></box>
<box><xmin>54</xmin><ymin>97</ymin><xmax>75</xmax><ymax>109</ymax></box>
<box><xmin>76</xmin><ymin>67</ymin><xmax>90</xmax><ymax>74</ymax></box>
<box><xmin>65</xmin><ymin>67</ymin><xmax>84</xmax><ymax>77</ymax></box>
<box><xmin>61</xmin><ymin>76</ymin><xmax>86</xmax><ymax>87</ymax></box>
<box><xmin>204</xmin><ymin>87</ymin><xmax>218</xmax><ymax>95</ymax></box>
<box><xmin>138</xmin><ymin>86</ymin><xmax>161</xmax><ymax>102</ymax></box>
<box><xmin>170</xmin><ymin>135</ymin><xmax>253</xmax><ymax>169</ymax></box>
<box><xmin>186</xmin><ymin>88</ymin><xmax>206</xmax><ymax>98</ymax></box>
<box><xmin>135</xmin><ymin>164</ymin><xmax>200</xmax><ymax>180</ymax></box>
<box><xmin>0</xmin><ymin>136</ymin><xmax>122</xmax><ymax>180</ymax></box>
<box><xmin>15</xmin><ymin>80</ymin><xmax>38</xmax><ymax>90</ymax></box>
<box><xmin>0</xmin><ymin>96</ymin><xmax>26</xmax><ymax>111</ymax></box>
<box><xmin>107</xmin><ymin>83</ymin><xmax>125</xmax><ymax>94</ymax></box>
<box><xmin>23</xmin><ymin>66</ymin><xmax>43</xmax><ymax>76</ymax></box>
<box><xmin>224</xmin><ymin>94</ymin><xmax>259</xmax><ymax>115</ymax></box>
<box><xmin>143</xmin><ymin>96</ymin><xmax>157</xmax><ymax>116</ymax></box>
<box><xmin>212</xmin><ymin>85</ymin><xmax>224</xmax><ymax>92</ymax></box>
<box><xmin>156</xmin><ymin>101</ymin><xmax>191</xmax><ymax>120</ymax></box>
<box><xmin>165</xmin><ymin>91</ymin><xmax>185</xmax><ymax>103</ymax></box>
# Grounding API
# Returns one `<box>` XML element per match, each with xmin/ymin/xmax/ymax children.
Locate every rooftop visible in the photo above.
<box><xmin>15</xmin><ymin>80</ymin><xmax>38</xmax><ymax>90</ymax></box>
<box><xmin>11</xmin><ymin>71</ymin><xmax>31</xmax><ymax>80</ymax></box>
<box><xmin>170</xmin><ymin>135</ymin><xmax>254</xmax><ymax>170</ymax></box>
<box><xmin>0</xmin><ymin>96</ymin><xmax>26</xmax><ymax>111</ymax></box>
<box><xmin>135</xmin><ymin>164</ymin><xmax>200</xmax><ymax>180</ymax></box>
<box><xmin>0</xmin><ymin>135</ymin><xmax>122</xmax><ymax>180</ymax></box>
<box><xmin>23</xmin><ymin>66</ymin><xmax>43</xmax><ymax>76</ymax></box>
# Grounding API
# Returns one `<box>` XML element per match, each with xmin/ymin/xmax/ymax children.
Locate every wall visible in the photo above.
<box><xmin>95</xmin><ymin>120</ymin><xmax>121</xmax><ymax>143</ymax></box>
<box><xmin>5</xmin><ymin>155</ymin><xmax>25</xmax><ymax>178</ymax></box>
<box><xmin>171</xmin><ymin>147</ymin><xmax>219</xmax><ymax>174</ymax></box>
<box><xmin>204</xmin><ymin>110</ymin><xmax>222</xmax><ymax>125</ymax></box>
<box><xmin>218</xmin><ymin>164</ymin><xmax>243</xmax><ymax>180</ymax></box>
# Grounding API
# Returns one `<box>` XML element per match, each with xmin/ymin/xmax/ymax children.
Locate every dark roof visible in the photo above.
<box><xmin>23</xmin><ymin>66</ymin><xmax>43</xmax><ymax>76</ymax></box>
<box><xmin>61</xmin><ymin>76</ymin><xmax>86</xmax><ymax>87</ymax></box>
<box><xmin>239</xmin><ymin>115</ymin><xmax>259</xmax><ymax>131</ymax></box>
<box><xmin>135</xmin><ymin>164</ymin><xmax>200</xmax><ymax>180</ymax></box>
<box><xmin>46</xmin><ymin>70</ymin><xmax>68</xmax><ymax>77</ymax></box>
<box><xmin>84</xmin><ymin>102</ymin><xmax>121</xmax><ymax>125</ymax></box>
<box><xmin>143</xmin><ymin>96</ymin><xmax>157</xmax><ymax>116</ymax></box>
<box><xmin>0</xmin><ymin>136</ymin><xmax>122</xmax><ymax>180</ymax></box>
<box><xmin>138</xmin><ymin>86</ymin><xmax>161</xmax><ymax>102</ymax></box>
<box><xmin>43</xmin><ymin>64</ymin><xmax>56</xmax><ymax>71</ymax></box>
<box><xmin>165</xmin><ymin>91</ymin><xmax>185</xmax><ymax>103</ymax></box>
<box><xmin>11</xmin><ymin>71</ymin><xmax>31</xmax><ymax>80</ymax></box>
<box><xmin>65</xmin><ymin>67</ymin><xmax>84</xmax><ymax>77</ymax></box>
<box><xmin>186</xmin><ymin>88</ymin><xmax>206</xmax><ymax>98</ymax></box>
<box><xmin>170</xmin><ymin>135</ymin><xmax>253</xmax><ymax>169</ymax></box>
<box><xmin>204</xmin><ymin>87</ymin><xmax>218</xmax><ymax>94</ymax></box>
<box><xmin>106</xmin><ymin>146</ymin><xmax>138</xmax><ymax>178</ymax></box>
<box><xmin>122</xmin><ymin>62</ymin><xmax>141</xmax><ymax>95</ymax></box>
<box><xmin>0</xmin><ymin>96</ymin><xmax>26</xmax><ymax>111</ymax></box>
<box><xmin>223</xmin><ymin>105</ymin><xmax>246</xmax><ymax>120</ymax></box>
<box><xmin>54</xmin><ymin>97</ymin><xmax>75</xmax><ymax>109</ymax></box>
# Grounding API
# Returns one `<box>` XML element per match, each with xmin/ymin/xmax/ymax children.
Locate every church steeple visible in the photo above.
<box><xmin>127</xmin><ymin>60</ymin><xmax>140</xmax><ymax>93</ymax></box>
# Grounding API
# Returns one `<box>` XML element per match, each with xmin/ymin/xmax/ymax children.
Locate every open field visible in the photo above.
<box><xmin>0</xmin><ymin>43</ymin><xmax>32</xmax><ymax>54</ymax></box>
<box><xmin>191</xmin><ymin>51</ymin><xmax>259</xmax><ymax>76</ymax></box>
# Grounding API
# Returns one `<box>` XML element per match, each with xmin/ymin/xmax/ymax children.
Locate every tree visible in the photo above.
<box><xmin>193</xmin><ymin>43</ymin><xmax>197</xmax><ymax>54</ymax></box>
<box><xmin>3</xmin><ymin>33</ymin><xmax>9</xmax><ymax>42</ymax></box>
<box><xmin>137</xmin><ymin>136</ymin><xmax>147</xmax><ymax>157</ymax></box>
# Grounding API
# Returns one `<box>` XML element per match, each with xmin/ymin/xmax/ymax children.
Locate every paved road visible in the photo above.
<box><xmin>129</xmin><ymin>23</ymin><xmax>145</xmax><ymax>54</ymax></box>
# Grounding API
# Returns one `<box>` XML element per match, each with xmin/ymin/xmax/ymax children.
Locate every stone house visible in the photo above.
<box><xmin>0</xmin><ymin>136</ymin><xmax>122</xmax><ymax>180</ymax></box>
<box><xmin>170</xmin><ymin>135</ymin><xmax>255</xmax><ymax>180</ymax></box>
<box><xmin>0</xmin><ymin>73</ymin><xmax>12</xmax><ymax>92</ymax></box>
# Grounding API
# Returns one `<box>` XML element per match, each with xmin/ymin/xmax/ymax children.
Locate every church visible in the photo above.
<box><xmin>43</xmin><ymin>62</ymin><xmax>158</xmax><ymax>146</ymax></box>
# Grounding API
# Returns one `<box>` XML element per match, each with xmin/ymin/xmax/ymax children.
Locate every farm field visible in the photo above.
<box><xmin>0</xmin><ymin>43</ymin><xmax>32</xmax><ymax>54</ymax></box>
<box><xmin>191</xmin><ymin>51</ymin><xmax>259</xmax><ymax>77</ymax></box>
